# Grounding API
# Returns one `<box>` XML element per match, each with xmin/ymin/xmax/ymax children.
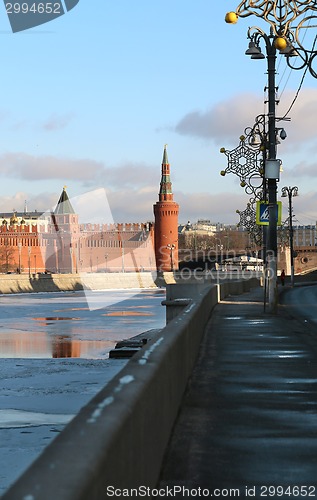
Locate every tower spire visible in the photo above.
<box><xmin>162</xmin><ymin>143</ymin><xmax>169</xmax><ymax>164</ymax></box>
<box><xmin>159</xmin><ymin>144</ymin><xmax>173</xmax><ymax>201</ymax></box>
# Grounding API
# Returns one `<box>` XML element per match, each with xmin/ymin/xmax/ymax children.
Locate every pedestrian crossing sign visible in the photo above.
<box><xmin>256</xmin><ymin>201</ymin><xmax>282</xmax><ymax>226</ymax></box>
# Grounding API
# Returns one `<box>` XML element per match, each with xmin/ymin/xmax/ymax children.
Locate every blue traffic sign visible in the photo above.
<box><xmin>256</xmin><ymin>201</ymin><xmax>282</xmax><ymax>226</ymax></box>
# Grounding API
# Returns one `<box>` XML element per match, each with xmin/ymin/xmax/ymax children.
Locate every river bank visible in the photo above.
<box><xmin>0</xmin><ymin>271</ymin><xmax>175</xmax><ymax>294</ymax></box>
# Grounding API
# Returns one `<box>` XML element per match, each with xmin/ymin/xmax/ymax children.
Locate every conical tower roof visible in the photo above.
<box><xmin>162</xmin><ymin>144</ymin><xmax>169</xmax><ymax>165</ymax></box>
<box><xmin>54</xmin><ymin>187</ymin><xmax>75</xmax><ymax>215</ymax></box>
<box><xmin>159</xmin><ymin>145</ymin><xmax>173</xmax><ymax>201</ymax></box>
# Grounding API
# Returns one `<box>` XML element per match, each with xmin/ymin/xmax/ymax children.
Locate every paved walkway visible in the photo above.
<box><xmin>158</xmin><ymin>285</ymin><xmax>317</xmax><ymax>499</ymax></box>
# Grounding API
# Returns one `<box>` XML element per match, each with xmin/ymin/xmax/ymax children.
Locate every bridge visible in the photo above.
<box><xmin>2</xmin><ymin>273</ymin><xmax>317</xmax><ymax>498</ymax></box>
<box><xmin>179</xmin><ymin>246</ymin><xmax>317</xmax><ymax>277</ymax></box>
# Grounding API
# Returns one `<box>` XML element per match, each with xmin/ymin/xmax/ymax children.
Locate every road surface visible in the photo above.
<box><xmin>280</xmin><ymin>284</ymin><xmax>317</xmax><ymax>330</ymax></box>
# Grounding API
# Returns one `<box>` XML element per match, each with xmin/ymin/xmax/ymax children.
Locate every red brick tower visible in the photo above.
<box><xmin>153</xmin><ymin>145</ymin><xmax>179</xmax><ymax>271</ymax></box>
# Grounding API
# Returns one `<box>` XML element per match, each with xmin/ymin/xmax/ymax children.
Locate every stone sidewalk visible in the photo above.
<box><xmin>158</xmin><ymin>285</ymin><xmax>317</xmax><ymax>499</ymax></box>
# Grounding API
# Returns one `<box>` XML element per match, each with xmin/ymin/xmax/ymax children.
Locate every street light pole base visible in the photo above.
<box><xmin>267</xmin><ymin>256</ymin><xmax>278</xmax><ymax>314</ymax></box>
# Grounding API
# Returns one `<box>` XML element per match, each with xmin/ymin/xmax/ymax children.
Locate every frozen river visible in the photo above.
<box><xmin>0</xmin><ymin>288</ymin><xmax>166</xmax><ymax>494</ymax></box>
<box><xmin>0</xmin><ymin>288</ymin><xmax>166</xmax><ymax>359</ymax></box>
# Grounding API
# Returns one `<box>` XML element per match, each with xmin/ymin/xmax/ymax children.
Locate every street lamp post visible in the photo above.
<box><xmin>167</xmin><ymin>243</ymin><xmax>175</xmax><ymax>271</ymax></box>
<box><xmin>121</xmin><ymin>239</ymin><xmax>125</xmax><ymax>273</ymax></box>
<box><xmin>225</xmin><ymin>0</ymin><xmax>317</xmax><ymax>312</ymax></box>
<box><xmin>28</xmin><ymin>246</ymin><xmax>31</xmax><ymax>278</ymax></box>
<box><xmin>17</xmin><ymin>242</ymin><xmax>22</xmax><ymax>274</ymax></box>
<box><xmin>243</xmin><ymin>27</ymin><xmax>284</xmax><ymax>313</ymax></box>
<box><xmin>69</xmin><ymin>247</ymin><xmax>73</xmax><ymax>274</ymax></box>
<box><xmin>281</xmin><ymin>186</ymin><xmax>298</xmax><ymax>287</ymax></box>
<box><xmin>256</xmin><ymin>30</ymin><xmax>279</xmax><ymax>313</ymax></box>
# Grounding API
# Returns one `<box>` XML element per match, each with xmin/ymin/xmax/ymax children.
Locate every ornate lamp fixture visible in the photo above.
<box><xmin>281</xmin><ymin>185</ymin><xmax>299</xmax><ymax>286</ymax></box>
<box><xmin>226</xmin><ymin>0</ymin><xmax>317</xmax><ymax>76</ymax></box>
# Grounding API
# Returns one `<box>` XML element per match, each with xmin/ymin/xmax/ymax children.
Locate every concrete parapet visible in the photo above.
<box><xmin>163</xmin><ymin>281</ymin><xmax>212</xmax><ymax>323</ymax></box>
<box><xmin>2</xmin><ymin>278</ymin><xmax>260</xmax><ymax>499</ymax></box>
<box><xmin>163</xmin><ymin>278</ymin><xmax>261</xmax><ymax>321</ymax></box>
<box><xmin>227</xmin><ymin>280</ymin><xmax>244</xmax><ymax>295</ymax></box>
<box><xmin>217</xmin><ymin>281</ymin><xmax>229</xmax><ymax>301</ymax></box>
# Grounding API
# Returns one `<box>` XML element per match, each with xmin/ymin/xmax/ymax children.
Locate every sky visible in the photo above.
<box><xmin>0</xmin><ymin>0</ymin><xmax>316</xmax><ymax>225</ymax></box>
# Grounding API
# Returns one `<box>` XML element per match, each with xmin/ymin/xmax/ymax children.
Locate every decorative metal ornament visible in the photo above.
<box><xmin>220</xmin><ymin>136</ymin><xmax>262</xmax><ymax>184</ymax></box>
<box><xmin>237</xmin><ymin>203</ymin><xmax>256</xmax><ymax>228</ymax></box>
<box><xmin>220</xmin><ymin>114</ymin><xmax>270</xmax><ymax>246</ymax></box>
<box><xmin>237</xmin><ymin>203</ymin><xmax>263</xmax><ymax>244</ymax></box>
<box><xmin>234</xmin><ymin>0</ymin><xmax>317</xmax><ymax>78</ymax></box>
<box><xmin>236</xmin><ymin>0</ymin><xmax>317</xmax><ymax>35</ymax></box>
<box><xmin>220</xmin><ymin>114</ymin><xmax>267</xmax><ymax>201</ymax></box>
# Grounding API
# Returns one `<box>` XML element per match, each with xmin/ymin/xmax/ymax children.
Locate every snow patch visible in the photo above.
<box><xmin>0</xmin><ymin>409</ymin><xmax>73</xmax><ymax>428</ymax></box>
<box><xmin>87</xmin><ymin>374</ymin><xmax>135</xmax><ymax>424</ymax></box>
<box><xmin>138</xmin><ymin>337</ymin><xmax>164</xmax><ymax>365</ymax></box>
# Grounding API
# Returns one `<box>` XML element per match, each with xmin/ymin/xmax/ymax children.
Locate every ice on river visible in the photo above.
<box><xmin>0</xmin><ymin>357</ymin><xmax>128</xmax><ymax>494</ymax></box>
<box><xmin>0</xmin><ymin>288</ymin><xmax>165</xmax><ymax>494</ymax></box>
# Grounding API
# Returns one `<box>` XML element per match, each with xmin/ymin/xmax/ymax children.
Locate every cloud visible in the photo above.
<box><xmin>0</xmin><ymin>191</ymin><xmax>57</xmax><ymax>214</ymax></box>
<box><xmin>175</xmin><ymin>191</ymin><xmax>247</xmax><ymax>223</ymax></box>
<box><xmin>1</xmin><ymin>184</ymin><xmax>314</xmax><ymax>227</ymax></box>
<box><xmin>287</xmin><ymin>191</ymin><xmax>317</xmax><ymax>225</ymax></box>
<box><xmin>109</xmin><ymin>182</ymin><xmax>317</xmax><ymax>226</ymax></box>
<box><xmin>27</xmin><ymin>192</ymin><xmax>61</xmax><ymax>213</ymax></box>
<box><xmin>0</xmin><ymin>187</ymin><xmax>157</xmax><ymax>222</ymax></box>
<box><xmin>42</xmin><ymin>113</ymin><xmax>75</xmax><ymax>131</ymax></box>
<box><xmin>174</xmin><ymin>88</ymin><xmax>317</xmax><ymax>150</ymax></box>
<box><xmin>288</xmin><ymin>160</ymin><xmax>317</xmax><ymax>178</ymax></box>
<box><xmin>100</xmin><ymin>162</ymin><xmax>158</xmax><ymax>189</ymax></box>
<box><xmin>0</xmin><ymin>153</ymin><xmax>104</xmax><ymax>181</ymax></box>
<box><xmin>279</xmin><ymin>88</ymin><xmax>317</xmax><ymax>145</ymax></box>
<box><xmin>70</xmin><ymin>187</ymin><xmax>317</xmax><ymax>226</ymax></box>
<box><xmin>0</xmin><ymin>152</ymin><xmax>159</xmax><ymax>191</ymax></box>
<box><xmin>107</xmin><ymin>187</ymin><xmax>157</xmax><ymax>222</ymax></box>
<box><xmin>107</xmin><ymin>187</ymin><xmax>247</xmax><ymax>224</ymax></box>
<box><xmin>174</xmin><ymin>93</ymin><xmax>263</xmax><ymax>143</ymax></box>
<box><xmin>0</xmin><ymin>111</ymin><xmax>74</xmax><ymax>133</ymax></box>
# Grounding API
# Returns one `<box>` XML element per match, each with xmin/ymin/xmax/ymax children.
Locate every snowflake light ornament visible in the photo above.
<box><xmin>220</xmin><ymin>135</ymin><xmax>262</xmax><ymax>186</ymax></box>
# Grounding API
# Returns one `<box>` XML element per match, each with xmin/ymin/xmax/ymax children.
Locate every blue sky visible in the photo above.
<box><xmin>0</xmin><ymin>0</ymin><xmax>316</xmax><ymax>226</ymax></box>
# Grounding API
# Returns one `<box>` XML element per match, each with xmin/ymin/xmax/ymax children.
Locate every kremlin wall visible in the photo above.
<box><xmin>0</xmin><ymin>147</ymin><xmax>179</xmax><ymax>283</ymax></box>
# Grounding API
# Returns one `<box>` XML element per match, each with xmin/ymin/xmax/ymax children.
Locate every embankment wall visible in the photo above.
<box><xmin>0</xmin><ymin>272</ymin><xmax>160</xmax><ymax>294</ymax></box>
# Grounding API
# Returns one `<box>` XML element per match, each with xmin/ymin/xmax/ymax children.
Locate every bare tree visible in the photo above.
<box><xmin>0</xmin><ymin>244</ymin><xmax>16</xmax><ymax>273</ymax></box>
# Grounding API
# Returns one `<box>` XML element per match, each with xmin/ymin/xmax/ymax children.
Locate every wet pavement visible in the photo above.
<box><xmin>159</xmin><ymin>285</ymin><xmax>317</xmax><ymax>499</ymax></box>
